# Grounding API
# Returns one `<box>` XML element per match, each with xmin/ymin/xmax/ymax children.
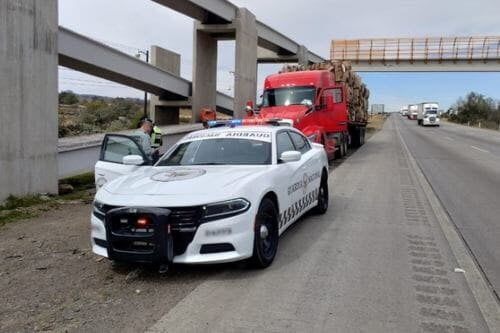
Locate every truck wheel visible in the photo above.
<box><xmin>343</xmin><ymin>140</ymin><xmax>348</xmax><ymax>156</ymax></box>
<box><xmin>335</xmin><ymin>142</ymin><xmax>344</xmax><ymax>159</ymax></box>
<box><xmin>313</xmin><ymin>172</ymin><xmax>329</xmax><ymax>214</ymax></box>
<box><xmin>359</xmin><ymin>129</ymin><xmax>365</xmax><ymax>146</ymax></box>
<box><xmin>251</xmin><ymin>198</ymin><xmax>279</xmax><ymax>268</ymax></box>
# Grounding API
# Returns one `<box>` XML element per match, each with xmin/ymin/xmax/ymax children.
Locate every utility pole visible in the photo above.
<box><xmin>136</xmin><ymin>49</ymin><xmax>149</xmax><ymax>118</ymax></box>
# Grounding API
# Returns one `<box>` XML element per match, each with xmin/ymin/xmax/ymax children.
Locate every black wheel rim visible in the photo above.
<box><xmin>260</xmin><ymin>210</ymin><xmax>277</xmax><ymax>259</ymax></box>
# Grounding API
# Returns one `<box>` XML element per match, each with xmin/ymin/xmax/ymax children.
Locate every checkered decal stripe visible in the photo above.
<box><xmin>279</xmin><ymin>189</ymin><xmax>319</xmax><ymax>228</ymax></box>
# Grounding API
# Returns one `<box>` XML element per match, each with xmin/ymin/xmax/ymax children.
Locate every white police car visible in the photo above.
<box><xmin>91</xmin><ymin>120</ymin><xmax>329</xmax><ymax>268</ymax></box>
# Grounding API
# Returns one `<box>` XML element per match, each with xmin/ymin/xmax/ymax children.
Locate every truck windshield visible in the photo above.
<box><xmin>426</xmin><ymin>110</ymin><xmax>438</xmax><ymax>115</ymax></box>
<box><xmin>157</xmin><ymin>138</ymin><xmax>271</xmax><ymax>166</ymax></box>
<box><xmin>262</xmin><ymin>86</ymin><xmax>315</xmax><ymax>107</ymax></box>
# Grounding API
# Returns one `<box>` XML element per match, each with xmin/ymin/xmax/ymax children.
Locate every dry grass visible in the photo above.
<box><xmin>366</xmin><ymin>114</ymin><xmax>388</xmax><ymax>139</ymax></box>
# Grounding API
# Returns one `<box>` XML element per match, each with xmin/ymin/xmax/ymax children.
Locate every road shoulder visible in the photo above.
<box><xmin>396</xmin><ymin>117</ymin><xmax>500</xmax><ymax>332</ymax></box>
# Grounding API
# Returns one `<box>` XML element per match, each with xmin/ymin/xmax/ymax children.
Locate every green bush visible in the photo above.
<box><xmin>449</xmin><ymin>92</ymin><xmax>500</xmax><ymax>129</ymax></box>
<box><xmin>59</xmin><ymin>90</ymin><xmax>79</xmax><ymax>105</ymax></box>
<box><xmin>59</xmin><ymin>95</ymin><xmax>144</xmax><ymax>137</ymax></box>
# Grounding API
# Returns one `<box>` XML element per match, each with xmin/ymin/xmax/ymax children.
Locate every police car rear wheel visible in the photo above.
<box><xmin>313</xmin><ymin>174</ymin><xmax>328</xmax><ymax>214</ymax></box>
<box><xmin>251</xmin><ymin>198</ymin><xmax>279</xmax><ymax>268</ymax></box>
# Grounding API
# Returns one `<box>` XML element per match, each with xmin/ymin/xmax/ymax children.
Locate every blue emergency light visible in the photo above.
<box><xmin>206</xmin><ymin>118</ymin><xmax>292</xmax><ymax>128</ymax></box>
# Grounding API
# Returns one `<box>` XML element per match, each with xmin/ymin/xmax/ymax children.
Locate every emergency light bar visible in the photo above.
<box><xmin>207</xmin><ymin>118</ymin><xmax>293</xmax><ymax>128</ymax></box>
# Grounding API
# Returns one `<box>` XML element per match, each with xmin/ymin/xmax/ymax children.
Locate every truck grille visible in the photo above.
<box><xmin>429</xmin><ymin>117</ymin><xmax>436</xmax><ymax>122</ymax></box>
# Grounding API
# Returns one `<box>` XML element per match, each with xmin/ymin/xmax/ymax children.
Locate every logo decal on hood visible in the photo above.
<box><xmin>151</xmin><ymin>168</ymin><xmax>206</xmax><ymax>182</ymax></box>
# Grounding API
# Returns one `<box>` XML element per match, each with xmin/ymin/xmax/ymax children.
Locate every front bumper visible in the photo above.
<box><xmin>423</xmin><ymin>118</ymin><xmax>440</xmax><ymax>126</ymax></box>
<box><xmin>90</xmin><ymin>206</ymin><xmax>255</xmax><ymax>265</ymax></box>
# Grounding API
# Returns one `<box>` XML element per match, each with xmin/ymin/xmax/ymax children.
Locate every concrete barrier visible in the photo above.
<box><xmin>58</xmin><ymin>123</ymin><xmax>202</xmax><ymax>178</ymax></box>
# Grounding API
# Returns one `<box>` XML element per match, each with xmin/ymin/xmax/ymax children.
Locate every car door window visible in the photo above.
<box><xmin>100</xmin><ymin>135</ymin><xmax>146</xmax><ymax>164</ymax></box>
<box><xmin>276</xmin><ymin>131</ymin><xmax>296</xmax><ymax>159</ymax></box>
<box><xmin>288</xmin><ymin>131</ymin><xmax>311</xmax><ymax>154</ymax></box>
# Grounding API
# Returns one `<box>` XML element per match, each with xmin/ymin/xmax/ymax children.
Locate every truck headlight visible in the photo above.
<box><xmin>201</xmin><ymin>198</ymin><xmax>251</xmax><ymax>222</ymax></box>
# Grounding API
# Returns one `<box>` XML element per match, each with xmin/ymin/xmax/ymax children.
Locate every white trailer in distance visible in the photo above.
<box><xmin>408</xmin><ymin>104</ymin><xmax>418</xmax><ymax>120</ymax></box>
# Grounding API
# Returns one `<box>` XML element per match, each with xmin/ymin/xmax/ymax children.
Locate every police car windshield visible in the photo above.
<box><xmin>157</xmin><ymin>138</ymin><xmax>271</xmax><ymax>166</ymax></box>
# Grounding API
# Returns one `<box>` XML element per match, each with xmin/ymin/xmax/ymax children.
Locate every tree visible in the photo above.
<box><xmin>452</xmin><ymin>92</ymin><xmax>496</xmax><ymax>124</ymax></box>
<box><xmin>59</xmin><ymin>90</ymin><xmax>79</xmax><ymax>105</ymax></box>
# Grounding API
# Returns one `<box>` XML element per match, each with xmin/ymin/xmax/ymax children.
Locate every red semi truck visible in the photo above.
<box><xmin>247</xmin><ymin>64</ymin><xmax>369</xmax><ymax>160</ymax></box>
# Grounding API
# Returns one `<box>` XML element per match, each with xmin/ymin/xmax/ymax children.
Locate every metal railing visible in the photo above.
<box><xmin>331</xmin><ymin>37</ymin><xmax>500</xmax><ymax>64</ymax></box>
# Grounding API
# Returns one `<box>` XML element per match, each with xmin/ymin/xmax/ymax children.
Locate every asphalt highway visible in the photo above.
<box><xmin>147</xmin><ymin>116</ymin><xmax>497</xmax><ymax>332</ymax></box>
<box><xmin>397</xmin><ymin>116</ymin><xmax>500</xmax><ymax>300</ymax></box>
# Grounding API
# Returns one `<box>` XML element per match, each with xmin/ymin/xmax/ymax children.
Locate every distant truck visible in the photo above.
<box><xmin>417</xmin><ymin>102</ymin><xmax>440</xmax><ymax>126</ymax></box>
<box><xmin>408</xmin><ymin>104</ymin><xmax>418</xmax><ymax>120</ymax></box>
<box><xmin>248</xmin><ymin>62</ymin><xmax>369</xmax><ymax>160</ymax></box>
<box><xmin>401</xmin><ymin>106</ymin><xmax>408</xmax><ymax>116</ymax></box>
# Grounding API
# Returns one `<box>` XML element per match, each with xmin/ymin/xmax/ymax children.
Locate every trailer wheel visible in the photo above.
<box><xmin>250</xmin><ymin>198</ymin><xmax>279</xmax><ymax>268</ymax></box>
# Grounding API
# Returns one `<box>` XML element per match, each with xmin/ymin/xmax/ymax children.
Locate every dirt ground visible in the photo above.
<box><xmin>0</xmin><ymin>201</ymin><xmax>244</xmax><ymax>333</ymax></box>
<box><xmin>0</xmin><ymin>116</ymin><xmax>387</xmax><ymax>332</ymax></box>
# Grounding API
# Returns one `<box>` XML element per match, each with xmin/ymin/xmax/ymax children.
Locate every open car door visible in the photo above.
<box><xmin>94</xmin><ymin>134</ymin><xmax>152</xmax><ymax>189</ymax></box>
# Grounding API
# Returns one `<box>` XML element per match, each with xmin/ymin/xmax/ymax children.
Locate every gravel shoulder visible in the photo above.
<box><xmin>0</xmin><ymin>202</ymin><xmax>231</xmax><ymax>332</ymax></box>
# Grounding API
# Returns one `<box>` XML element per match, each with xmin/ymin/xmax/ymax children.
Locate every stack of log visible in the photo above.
<box><xmin>280</xmin><ymin>61</ymin><xmax>369</xmax><ymax>123</ymax></box>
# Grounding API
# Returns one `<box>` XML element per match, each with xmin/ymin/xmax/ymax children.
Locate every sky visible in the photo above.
<box><xmin>58</xmin><ymin>0</ymin><xmax>500</xmax><ymax>111</ymax></box>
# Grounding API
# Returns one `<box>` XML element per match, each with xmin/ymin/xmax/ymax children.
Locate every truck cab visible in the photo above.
<box><xmin>254</xmin><ymin>70</ymin><xmax>360</xmax><ymax>160</ymax></box>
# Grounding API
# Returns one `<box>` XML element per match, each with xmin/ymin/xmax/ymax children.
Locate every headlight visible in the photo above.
<box><xmin>93</xmin><ymin>200</ymin><xmax>106</xmax><ymax>218</ymax></box>
<box><xmin>201</xmin><ymin>198</ymin><xmax>250</xmax><ymax>222</ymax></box>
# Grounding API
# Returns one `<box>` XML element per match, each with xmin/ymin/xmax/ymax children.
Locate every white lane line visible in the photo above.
<box><xmin>470</xmin><ymin>145</ymin><xmax>490</xmax><ymax>153</ymax></box>
<box><xmin>444</xmin><ymin>136</ymin><xmax>453</xmax><ymax>141</ymax></box>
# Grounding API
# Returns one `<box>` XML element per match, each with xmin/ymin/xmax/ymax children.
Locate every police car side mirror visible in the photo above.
<box><xmin>123</xmin><ymin>155</ymin><xmax>144</xmax><ymax>166</ymax></box>
<box><xmin>280</xmin><ymin>151</ymin><xmax>301</xmax><ymax>163</ymax></box>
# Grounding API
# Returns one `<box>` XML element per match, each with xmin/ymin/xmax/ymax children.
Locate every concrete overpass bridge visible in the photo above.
<box><xmin>331</xmin><ymin>36</ymin><xmax>500</xmax><ymax>71</ymax></box>
<box><xmin>0</xmin><ymin>0</ymin><xmax>325</xmax><ymax>201</ymax></box>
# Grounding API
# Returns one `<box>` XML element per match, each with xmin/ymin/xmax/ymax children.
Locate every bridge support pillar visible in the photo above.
<box><xmin>233</xmin><ymin>8</ymin><xmax>257</xmax><ymax>119</ymax></box>
<box><xmin>0</xmin><ymin>0</ymin><xmax>59</xmax><ymax>201</ymax></box>
<box><xmin>297</xmin><ymin>45</ymin><xmax>309</xmax><ymax>67</ymax></box>
<box><xmin>192</xmin><ymin>23</ymin><xmax>218</xmax><ymax>123</ymax></box>
<box><xmin>192</xmin><ymin>8</ymin><xmax>257</xmax><ymax>121</ymax></box>
<box><xmin>149</xmin><ymin>46</ymin><xmax>182</xmax><ymax>125</ymax></box>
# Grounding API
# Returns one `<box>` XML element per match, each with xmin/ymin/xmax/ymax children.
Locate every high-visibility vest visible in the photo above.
<box><xmin>151</xmin><ymin>126</ymin><xmax>163</xmax><ymax>148</ymax></box>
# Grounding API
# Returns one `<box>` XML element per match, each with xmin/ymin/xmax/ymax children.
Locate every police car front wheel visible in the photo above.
<box><xmin>251</xmin><ymin>198</ymin><xmax>279</xmax><ymax>268</ymax></box>
<box><xmin>313</xmin><ymin>173</ymin><xmax>329</xmax><ymax>214</ymax></box>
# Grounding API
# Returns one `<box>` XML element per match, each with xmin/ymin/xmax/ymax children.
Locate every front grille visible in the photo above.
<box><xmin>105</xmin><ymin>207</ymin><xmax>173</xmax><ymax>263</ymax></box>
<box><xmin>170</xmin><ymin>207</ymin><xmax>204</xmax><ymax>230</ymax></box>
<box><xmin>429</xmin><ymin>117</ymin><xmax>436</xmax><ymax>122</ymax></box>
<box><xmin>97</xmin><ymin>204</ymin><xmax>204</xmax><ymax>255</ymax></box>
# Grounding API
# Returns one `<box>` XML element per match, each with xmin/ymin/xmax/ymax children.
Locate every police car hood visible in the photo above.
<box><xmin>102</xmin><ymin>165</ymin><xmax>268</xmax><ymax>200</ymax></box>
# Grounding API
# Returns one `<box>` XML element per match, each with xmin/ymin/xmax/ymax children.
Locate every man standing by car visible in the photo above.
<box><xmin>135</xmin><ymin>118</ymin><xmax>153</xmax><ymax>160</ymax></box>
